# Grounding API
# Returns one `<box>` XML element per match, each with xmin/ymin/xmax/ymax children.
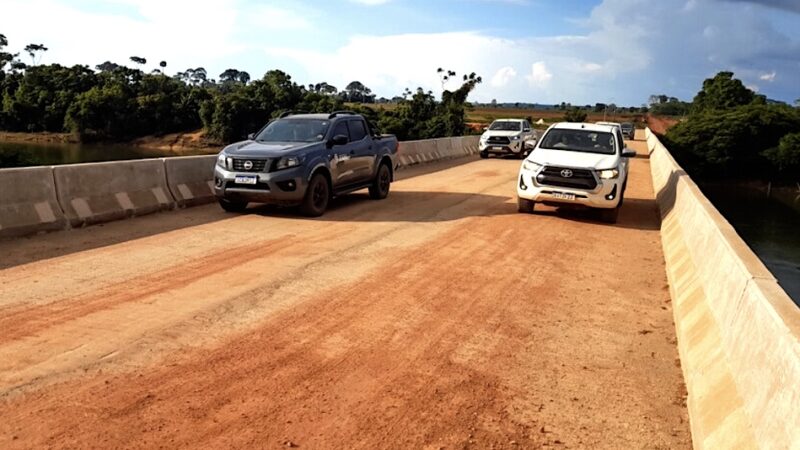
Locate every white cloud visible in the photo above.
<box><xmin>248</xmin><ymin>5</ymin><xmax>312</xmax><ymax>30</ymax></box>
<box><xmin>759</xmin><ymin>71</ymin><xmax>776</xmax><ymax>81</ymax></box>
<box><xmin>526</xmin><ymin>62</ymin><xmax>553</xmax><ymax>87</ymax></box>
<box><xmin>491</xmin><ymin>66</ymin><xmax>517</xmax><ymax>87</ymax></box>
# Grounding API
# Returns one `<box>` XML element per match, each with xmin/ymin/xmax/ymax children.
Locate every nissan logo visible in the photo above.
<box><xmin>244</xmin><ymin>160</ymin><xmax>253</xmax><ymax>170</ymax></box>
<box><xmin>560</xmin><ymin>169</ymin><xmax>574</xmax><ymax>178</ymax></box>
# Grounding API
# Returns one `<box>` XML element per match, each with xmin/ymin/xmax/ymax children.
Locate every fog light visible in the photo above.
<box><xmin>215</xmin><ymin>177</ymin><xmax>223</xmax><ymax>188</ymax></box>
<box><xmin>519</xmin><ymin>175</ymin><xmax>527</xmax><ymax>190</ymax></box>
<box><xmin>277</xmin><ymin>180</ymin><xmax>297</xmax><ymax>192</ymax></box>
<box><xmin>605</xmin><ymin>185</ymin><xmax>618</xmax><ymax>200</ymax></box>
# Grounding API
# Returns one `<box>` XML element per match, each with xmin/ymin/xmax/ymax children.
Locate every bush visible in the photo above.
<box><xmin>563</xmin><ymin>107</ymin><xmax>587</xmax><ymax>122</ymax></box>
<box><xmin>764</xmin><ymin>132</ymin><xmax>800</xmax><ymax>172</ymax></box>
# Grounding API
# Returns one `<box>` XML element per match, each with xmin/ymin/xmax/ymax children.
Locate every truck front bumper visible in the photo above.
<box><xmin>480</xmin><ymin>140</ymin><xmax>524</xmax><ymax>155</ymax></box>
<box><xmin>516</xmin><ymin>167</ymin><xmax>623</xmax><ymax>209</ymax></box>
<box><xmin>213</xmin><ymin>165</ymin><xmax>308</xmax><ymax>204</ymax></box>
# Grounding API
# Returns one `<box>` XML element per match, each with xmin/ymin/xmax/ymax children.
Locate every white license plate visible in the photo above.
<box><xmin>552</xmin><ymin>192</ymin><xmax>576</xmax><ymax>201</ymax></box>
<box><xmin>235</xmin><ymin>175</ymin><xmax>258</xmax><ymax>185</ymax></box>
<box><xmin>493</xmin><ymin>146</ymin><xmax>503</xmax><ymax>150</ymax></box>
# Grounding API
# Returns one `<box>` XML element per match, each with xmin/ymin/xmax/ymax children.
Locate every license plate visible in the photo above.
<box><xmin>493</xmin><ymin>146</ymin><xmax>503</xmax><ymax>150</ymax></box>
<box><xmin>235</xmin><ymin>175</ymin><xmax>257</xmax><ymax>185</ymax></box>
<box><xmin>552</xmin><ymin>192</ymin><xmax>576</xmax><ymax>201</ymax></box>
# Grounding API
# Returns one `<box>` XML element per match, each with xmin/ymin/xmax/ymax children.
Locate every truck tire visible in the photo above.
<box><xmin>300</xmin><ymin>173</ymin><xmax>330</xmax><ymax>217</ymax></box>
<box><xmin>518</xmin><ymin>197</ymin><xmax>535</xmax><ymax>214</ymax></box>
<box><xmin>218</xmin><ymin>198</ymin><xmax>248</xmax><ymax>213</ymax></box>
<box><xmin>369</xmin><ymin>163</ymin><xmax>391</xmax><ymax>200</ymax></box>
<box><xmin>599</xmin><ymin>206</ymin><xmax>620</xmax><ymax>224</ymax></box>
<box><xmin>480</xmin><ymin>151</ymin><xmax>488</xmax><ymax>159</ymax></box>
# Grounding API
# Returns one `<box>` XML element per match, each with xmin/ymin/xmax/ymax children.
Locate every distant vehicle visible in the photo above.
<box><xmin>517</xmin><ymin>122</ymin><xmax>636</xmax><ymax>224</ymax></box>
<box><xmin>479</xmin><ymin>119</ymin><xmax>537</xmax><ymax>159</ymax></box>
<box><xmin>620</xmin><ymin>123</ymin><xmax>635</xmax><ymax>139</ymax></box>
<box><xmin>213</xmin><ymin>111</ymin><xmax>398</xmax><ymax>217</ymax></box>
<box><xmin>595</xmin><ymin>121</ymin><xmax>622</xmax><ymax>135</ymax></box>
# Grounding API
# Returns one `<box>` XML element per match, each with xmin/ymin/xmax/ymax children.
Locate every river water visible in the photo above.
<box><xmin>0</xmin><ymin>141</ymin><xmax>215</xmax><ymax>168</ymax></box>
<box><xmin>702</xmin><ymin>184</ymin><xmax>800</xmax><ymax>307</ymax></box>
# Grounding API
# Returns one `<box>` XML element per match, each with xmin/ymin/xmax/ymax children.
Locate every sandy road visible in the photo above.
<box><xmin>0</xmin><ymin>132</ymin><xmax>690</xmax><ymax>449</ymax></box>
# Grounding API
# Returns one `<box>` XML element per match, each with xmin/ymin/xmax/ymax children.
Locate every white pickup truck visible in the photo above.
<box><xmin>479</xmin><ymin>119</ymin><xmax>537</xmax><ymax>159</ymax></box>
<box><xmin>516</xmin><ymin>122</ymin><xmax>636</xmax><ymax>223</ymax></box>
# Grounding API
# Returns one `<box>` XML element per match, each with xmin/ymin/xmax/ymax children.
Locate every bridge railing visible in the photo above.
<box><xmin>0</xmin><ymin>135</ymin><xmax>479</xmax><ymax>238</ymax></box>
<box><xmin>646</xmin><ymin>127</ymin><xmax>799</xmax><ymax>449</ymax></box>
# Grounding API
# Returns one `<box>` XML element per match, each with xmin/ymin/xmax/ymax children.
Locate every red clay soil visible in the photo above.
<box><xmin>646</xmin><ymin>115</ymin><xmax>680</xmax><ymax>135</ymax></box>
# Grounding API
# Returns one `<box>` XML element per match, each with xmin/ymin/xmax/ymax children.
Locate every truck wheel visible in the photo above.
<box><xmin>218</xmin><ymin>198</ymin><xmax>247</xmax><ymax>213</ymax></box>
<box><xmin>300</xmin><ymin>173</ymin><xmax>330</xmax><ymax>217</ymax></box>
<box><xmin>480</xmin><ymin>151</ymin><xmax>489</xmax><ymax>159</ymax></box>
<box><xmin>518</xmin><ymin>197</ymin><xmax>535</xmax><ymax>214</ymax></box>
<box><xmin>599</xmin><ymin>206</ymin><xmax>620</xmax><ymax>224</ymax></box>
<box><xmin>369</xmin><ymin>163</ymin><xmax>391</xmax><ymax>200</ymax></box>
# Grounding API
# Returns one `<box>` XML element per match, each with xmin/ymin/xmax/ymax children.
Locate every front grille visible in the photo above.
<box><xmin>537</xmin><ymin>166</ymin><xmax>598</xmax><ymax>190</ymax></box>
<box><xmin>232</xmin><ymin>158</ymin><xmax>269</xmax><ymax>172</ymax></box>
<box><xmin>487</xmin><ymin>136</ymin><xmax>511</xmax><ymax>145</ymax></box>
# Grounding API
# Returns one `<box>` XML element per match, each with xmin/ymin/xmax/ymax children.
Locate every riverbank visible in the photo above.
<box><xmin>0</xmin><ymin>130</ymin><xmax>221</xmax><ymax>155</ymax></box>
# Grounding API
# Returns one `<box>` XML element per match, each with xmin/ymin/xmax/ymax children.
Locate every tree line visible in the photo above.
<box><xmin>660</xmin><ymin>71</ymin><xmax>800</xmax><ymax>181</ymax></box>
<box><xmin>0</xmin><ymin>34</ymin><xmax>481</xmax><ymax>144</ymax></box>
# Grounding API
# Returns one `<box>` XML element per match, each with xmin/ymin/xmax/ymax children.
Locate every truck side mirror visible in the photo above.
<box><xmin>247</xmin><ymin>133</ymin><xmax>255</xmax><ymax>140</ymax></box>
<box><xmin>622</xmin><ymin>147</ymin><xmax>636</xmax><ymax>157</ymax></box>
<box><xmin>328</xmin><ymin>134</ymin><xmax>349</xmax><ymax>148</ymax></box>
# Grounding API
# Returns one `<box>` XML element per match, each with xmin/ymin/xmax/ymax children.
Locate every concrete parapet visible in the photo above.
<box><xmin>164</xmin><ymin>155</ymin><xmax>217</xmax><ymax>207</ymax></box>
<box><xmin>54</xmin><ymin>159</ymin><xmax>175</xmax><ymax>227</ymax></box>
<box><xmin>647</xmin><ymin>127</ymin><xmax>800</xmax><ymax>449</ymax></box>
<box><xmin>0</xmin><ymin>166</ymin><xmax>67</xmax><ymax>238</ymax></box>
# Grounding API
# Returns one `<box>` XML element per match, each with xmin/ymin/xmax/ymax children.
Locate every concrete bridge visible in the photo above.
<box><xmin>0</xmin><ymin>130</ymin><xmax>797</xmax><ymax>449</ymax></box>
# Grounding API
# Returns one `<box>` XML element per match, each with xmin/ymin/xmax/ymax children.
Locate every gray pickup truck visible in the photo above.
<box><xmin>213</xmin><ymin>111</ymin><xmax>398</xmax><ymax>216</ymax></box>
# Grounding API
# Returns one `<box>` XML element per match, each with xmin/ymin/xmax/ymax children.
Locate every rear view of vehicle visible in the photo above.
<box><xmin>516</xmin><ymin>122</ymin><xmax>636</xmax><ymax>223</ymax></box>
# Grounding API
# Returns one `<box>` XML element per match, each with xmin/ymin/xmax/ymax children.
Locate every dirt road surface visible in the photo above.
<box><xmin>0</xmin><ymin>132</ymin><xmax>690</xmax><ymax>449</ymax></box>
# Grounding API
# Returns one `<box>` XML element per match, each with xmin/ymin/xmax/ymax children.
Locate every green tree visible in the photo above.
<box><xmin>129</xmin><ymin>56</ymin><xmax>146</xmax><ymax>67</ymax></box>
<box><xmin>692</xmin><ymin>71</ymin><xmax>756</xmax><ymax>113</ymax></box>
<box><xmin>763</xmin><ymin>132</ymin><xmax>800</xmax><ymax>173</ymax></box>
<box><xmin>24</xmin><ymin>43</ymin><xmax>47</xmax><ymax>65</ymax></box>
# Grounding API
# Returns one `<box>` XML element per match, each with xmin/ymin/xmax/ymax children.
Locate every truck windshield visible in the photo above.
<box><xmin>489</xmin><ymin>121</ymin><xmax>521</xmax><ymax>131</ymax></box>
<box><xmin>255</xmin><ymin>119</ymin><xmax>330</xmax><ymax>142</ymax></box>
<box><xmin>539</xmin><ymin>129</ymin><xmax>617</xmax><ymax>155</ymax></box>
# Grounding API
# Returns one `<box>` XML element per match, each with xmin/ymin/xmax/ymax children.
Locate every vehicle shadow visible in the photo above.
<box><xmin>526</xmin><ymin>197</ymin><xmax>662</xmax><ymax>231</ymax></box>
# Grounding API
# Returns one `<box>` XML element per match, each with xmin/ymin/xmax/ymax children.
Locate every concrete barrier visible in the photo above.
<box><xmin>1</xmin><ymin>135</ymin><xmax>481</xmax><ymax>238</ymax></box>
<box><xmin>164</xmin><ymin>155</ymin><xmax>217</xmax><ymax>207</ymax></box>
<box><xmin>646</xmin><ymin>128</ymin><xmax>800</xmax><ymax>449</ymax></box>
<box><xmin>397</xmin><ymin>136</ymin><xmax>480</xmax><ymax>170</ymax></box>
<box><xmin>54</xmin><ymin>159</ymin><xmax>175</xmax><ymax>227</ymax></box>
<box><xmin>0</xmin><ymin>166</ymin><xmax>67</xmax><ymax>238</ymax></box>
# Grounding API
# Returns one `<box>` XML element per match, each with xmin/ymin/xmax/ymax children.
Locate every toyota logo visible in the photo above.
<box><xmin>244</xmin><ymin>160</ymin><xmax>253</xmax><ymax>170</ymax></box>
<box><xmin>560</xmin><ymin>169</ymin><xmax>574</xmax><ymax>178</ymax></box>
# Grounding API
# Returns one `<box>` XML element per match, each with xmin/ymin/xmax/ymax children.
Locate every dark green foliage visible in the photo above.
<box><xmin>764</xmin><ymin>133</ymin><xmax>800</xmax><ymax>172</ymax></box>
<box><xmin>663</xmin><ymin>104</ymin><xmax>800</xmax><ymax>179</ymax></box>
<box><xmin>563</xmin><ymin>107</ymin><xmax>587</xmax><ymax>122</ymax></box>
<box><xmin>692</xmin><ymin>71</ymin><xmax>758</xmax><ymax>113</ymax></box>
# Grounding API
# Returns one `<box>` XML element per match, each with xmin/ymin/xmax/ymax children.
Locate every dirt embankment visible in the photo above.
<box><xmin>646</xmin><ymin>115</ymin><xmax>680</xmax><ymax>135</ymax></box>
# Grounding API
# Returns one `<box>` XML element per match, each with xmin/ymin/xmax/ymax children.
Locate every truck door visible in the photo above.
<box><xmin>346</xmin><ymin>119</ymin><xmax>376</xmax><ymax>184</ymax></box>
<box><xmin>328</xmin><ymin>121</ymin><xmax>360</xmax><ymax>186</ymax></box>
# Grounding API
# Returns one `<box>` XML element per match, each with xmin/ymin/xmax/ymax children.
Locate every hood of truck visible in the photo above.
<box><xmin>528</xmin><ymin>148</ymin><xmax>619</xmax><ymax>170</ymax></box>
<box><xmin>222</xmin><ymin>140</ymin><xmax>318</xmax><ymax>157</ymax></box>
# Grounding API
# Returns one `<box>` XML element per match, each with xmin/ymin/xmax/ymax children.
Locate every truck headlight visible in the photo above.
<box><xmin>522</xmin><ymin>161</ymin><xmax>542</xmax><ymax>172</ymax></box>
<box><xmin>276</xmin><ymin>156</ymin><xmax>303</xmax><ymax>170</ymax></box>
<box><xmin>217</xmin><ymin>153</ymin><xmax>228</xmax><ymax>169</ymax></box>
<box><xmin>511</xmin><ymin>136</ymin><xmax>520</xmax><ymax>141</ymax></box>
<box><xmin>598</xmin><ymin>168</ymin><xmax>619</xmax><ymax>179</ymax></box>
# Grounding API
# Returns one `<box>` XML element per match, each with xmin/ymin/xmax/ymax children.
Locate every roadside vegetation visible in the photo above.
<box><xmin>0</xmin><ymin>34</ymin><xmax>481</xmax><ymax>148</ymax></box>
<box><xmin>659</xmin><ymin>71</ymin><xmax>800</xmax><ymax>182</ymax></box>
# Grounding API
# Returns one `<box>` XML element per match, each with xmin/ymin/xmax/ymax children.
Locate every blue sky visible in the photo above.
<box><xmin>1</xmin><ymin>0</ymin><xmax>798</xmax><ymax>106</ymax></box>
